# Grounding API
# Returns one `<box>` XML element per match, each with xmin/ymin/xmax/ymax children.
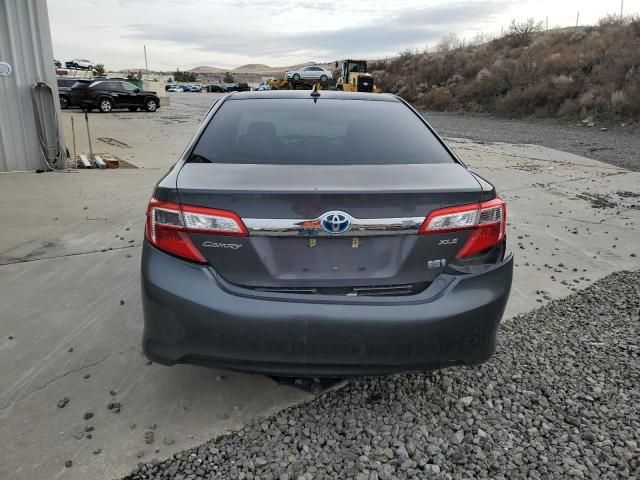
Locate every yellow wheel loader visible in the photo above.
<box><xmin>336</xmin><ymin>59</ymin><xmax>381</xmax><ymax>93</ymax></box>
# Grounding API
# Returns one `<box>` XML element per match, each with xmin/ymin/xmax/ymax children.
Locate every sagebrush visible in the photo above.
<box><xmin>373</xmin><ymin>18</ymin><xmax>640</xmax><ymax>120</ymax></box>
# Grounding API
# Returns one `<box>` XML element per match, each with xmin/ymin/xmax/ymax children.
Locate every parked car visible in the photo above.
<box><xmin>70</xmin><ymin>79</ymin><xmax>160</xmax><ymax>113</ymax></box>
<box><xmin>206</xmin><ymin>84</ymin><xmax>227</xmax><ymax>93</ymax></box>
<box><xmin>141</xmin><ymin>90</ymin><xmax>513</xmax><ymax>376</ymax></box>
<box><xmin>167</xmin><ymin>86</ymin><xmax>184</xmax><ymax>92</ymax></box>
<box><xmin>256</xmin><ymin>81</ymin><xmax>272</xmax><ymax>91</ymax></box>
<box><xmin>56</xmin><ymin>77</ymin><xmax>92</xmax><ymax>109</ymax></box>
<box><xmin>225</xmin><ymin>82</ymin><xmax>250</xmax><ymax>92</ymax></box>
<box><xmin>65</xmin><ymin>59</ymin><xmax>94</xmax><ymax>70</ymax></box>
<box><xmin>285</xmin><ymin>65</ymin><xmax>333</xmax><ymax>83</ymax></box>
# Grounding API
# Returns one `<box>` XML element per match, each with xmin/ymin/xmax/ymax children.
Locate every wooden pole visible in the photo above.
<box><xmin>144</xmin><ymin>45</ymin><xmax>149</xmax><ymax>82</ymax></box>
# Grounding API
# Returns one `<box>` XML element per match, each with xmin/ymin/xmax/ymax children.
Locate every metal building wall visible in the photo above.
<box><xmin>0</xmin><ymin>0</ymin><xmax>63</xmax><ymax>171</ymax></box>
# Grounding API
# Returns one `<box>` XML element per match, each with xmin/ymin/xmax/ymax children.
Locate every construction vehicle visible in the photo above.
<box><xmin>267</xmin><ymin>59</ymin><xmax>381</xmax><ymax>93</ymax></box>
<box><xmin>267</xmin><ymin>77</ymin><xmax>332</xmax><ymax>91</ymax></box>
<box><xmin>336</xmin><ymin>59</ymin><xmax>380</xmax><ymax>93</ymax></box>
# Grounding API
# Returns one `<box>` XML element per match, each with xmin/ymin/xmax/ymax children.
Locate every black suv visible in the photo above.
<box><xmin>56</xmin><ymin>77</ymin><xmax>92</xmax><ymax>109</ymax></box>
<box><xmin>227</xmin><ymin>82</ymin><xmax>250</xmax><ymax>92</ymax></box>
<box><xmin>70</xmin><ymin>80</ymin><xmax>160</xmax><ymax>113</ymax></box>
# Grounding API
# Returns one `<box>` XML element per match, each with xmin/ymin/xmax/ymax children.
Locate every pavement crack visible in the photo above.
<box><xmin>0</xmin><ymin>244</ymin><xmax>141</xmax><ymax>267</ymax></box>
<box><xmin>0</xmin><ymin>345</ymin><xmax>138</xmax><ymax>411</ymax></box>
<box><xmin>499</xmin><ymin>171</ymin><xmax>628</xmax><ymax>193</ymax></box>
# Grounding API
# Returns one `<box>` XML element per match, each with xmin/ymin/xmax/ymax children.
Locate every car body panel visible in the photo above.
<box><xmin>142</xmin><ymin>242</ymin><xmax>513</xmax><ymax>375</ymax></box>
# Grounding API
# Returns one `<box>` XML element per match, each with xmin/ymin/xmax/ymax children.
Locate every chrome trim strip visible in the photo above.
<box><xmin>244</xmin><ymin>216</ymin><xmax>425</xmax><ymax>237</ymax></box>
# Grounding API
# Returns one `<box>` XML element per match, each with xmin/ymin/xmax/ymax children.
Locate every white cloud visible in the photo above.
<box><xmin>47</xmin><ymin>0</ymin><xmax>640</xmax><ymax>71</ymax></box>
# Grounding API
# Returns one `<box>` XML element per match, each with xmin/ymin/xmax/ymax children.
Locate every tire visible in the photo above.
<box><xmin>73</xmin><ymin>63</ymin><xmax>78</xmax><ymax>69</ymax></box>
<box><xmin>292</xmin><ymin>73</ymin><xmax>300</xmax><ymax>81</ymax></box>
<box><xmin>128</xmin><ymin>107</ymin><xmax>138</xmax><ymax>112</ymax></box>
<box><xmin>98</xmin><ymin>98</ymin><xmax>113</xmax><ymax>113</ymax></box>
<box><xmin>320</xmin><ymin>74</ymin><xmax>328</xmax><ymax>82</ymax></box>
<box><xmin>144</xmin><ymin>98</ymin><xmax>158</xmax><ymax>112</ymax></box>
<box><xmin>59</xmin><ymin>96</ymin><xmax>69</xmax><ymax>109</ymax></box>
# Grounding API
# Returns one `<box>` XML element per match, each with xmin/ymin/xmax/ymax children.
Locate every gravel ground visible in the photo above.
<box><xmin>421</xmin><ymin>111</ymin><xmax>640</xmax><ymax>172</ymax></box>
<box><xmin>123</xmin><ymin>270</ymin><xmax>640</xmax><ymax>480</ymax></box>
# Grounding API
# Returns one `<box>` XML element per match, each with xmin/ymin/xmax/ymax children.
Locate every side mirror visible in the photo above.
<box><xmin>134</xmin><ymin>88</ymin><xmax>140</xmax><ymax>93</ymax></box>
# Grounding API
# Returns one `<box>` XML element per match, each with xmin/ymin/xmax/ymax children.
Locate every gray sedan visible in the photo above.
<box><xmin>141</xmin><ymin>90</ymin><xmax>513</xmax><ymax>376</ymax></box>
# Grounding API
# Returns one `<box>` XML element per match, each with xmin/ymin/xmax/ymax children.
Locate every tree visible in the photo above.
<box><xmin>93</xmin><ymin>63</ymin><xmax>105</xmax><ymax>76</ymax></box>
<box><xmin>506</xmin><ymin>18</ymin><xmax>544</xmax><ymax>47</ymax></box>
<box><xmin>223</xmin><ymin>71</ymin><xmax>235</xmax><ymax>83</ymax></box>
<box><xmin>127</xmin><ymin>71</ymin><xmax>142</xmax><ymax>81</ymax></box>
<box><xmin>173</xmin><ymin>69</ymin><xmax>197</xmax><ymax>82</ymax></box>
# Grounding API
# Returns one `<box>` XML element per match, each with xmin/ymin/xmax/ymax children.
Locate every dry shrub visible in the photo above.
<box><xmin>612</xmin><ymin>86</ymin><xmax>640</xmax><ymax>117</ymax></box>
<box><xmin>423</xmin><ymin>87</ymin><xmax>454</xmax><ymax>111</ymax></box>
<box><xmin>476</xmin><ymin>68</ymin><xmax>492</xmax><ymax>81</ymax></box>
<box><xmin>558</xmin><ymin>98</ymin><xmax>582</xmax><ymax>118</ymax></box>
<box><xmin>374</xmin><ymin>20</ymin><xmax>640</xmax><ymax>120</ymax></box>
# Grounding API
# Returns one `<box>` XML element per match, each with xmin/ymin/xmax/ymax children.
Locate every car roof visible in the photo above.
<box><xmin>228</xmin><ymin>90</ymin><xmax>399</xmax><ymax>102</ymax></box>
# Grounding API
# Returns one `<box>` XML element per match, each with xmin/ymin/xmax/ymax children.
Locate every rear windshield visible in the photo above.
<box><xmin>189</xmin><ymin>98</ymin><xmax>453</xmax><ymax>165</ymax></box>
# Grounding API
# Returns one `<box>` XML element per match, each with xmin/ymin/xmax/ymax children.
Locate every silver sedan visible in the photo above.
<box><xmin>285</xmin><ymin>65</ymin><xmax>332</xmax><ymax>82</ymax></box>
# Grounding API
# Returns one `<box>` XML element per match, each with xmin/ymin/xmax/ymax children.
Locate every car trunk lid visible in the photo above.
<box><xmin>176</xmin><ymin>162</ymin><xmax>483</xmax><ymax>290</ymax></box>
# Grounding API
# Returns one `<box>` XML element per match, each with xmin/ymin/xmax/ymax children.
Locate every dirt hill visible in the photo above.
<box><xmin>233</xmin><ymin>64</ymin><xmax>273</xmax><ymax>72</ymax></box>
<box><xmin>372</xmin><ymin>17</ymin><xmax>640</xmax><ymax>121</ymax></box>
<box><xmin>190</xmin><ymin>66</ymin><xmax>226</xmax><ymax>73</ymax></box>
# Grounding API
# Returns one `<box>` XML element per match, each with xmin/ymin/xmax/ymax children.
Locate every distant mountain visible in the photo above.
<box><xmin>190</xmin><ymin>66</ymin><xmax>226</xmax><ymax>73</ymax></box>
<box><xmin>233</xmin><ymin>63</ymin><xmax>272</xmax><ymax>72</ymax></box>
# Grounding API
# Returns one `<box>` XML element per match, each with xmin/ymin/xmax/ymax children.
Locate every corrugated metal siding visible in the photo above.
<box><xmin>0</xmin><ymin>0</ymin><xmax>63</xmax><ymax>171</ymax></box>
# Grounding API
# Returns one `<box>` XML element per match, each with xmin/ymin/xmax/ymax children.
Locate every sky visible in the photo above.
<box><xmin>47</xmin><ymin>0</ymin><xmax>639</xmax><ymax>71</ymax></box>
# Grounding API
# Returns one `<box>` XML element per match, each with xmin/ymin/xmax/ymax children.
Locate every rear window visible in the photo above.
<box><xmin>189</xmin><ymin>98</ymin><xmax>453</xmax><ymax>165</ymax></box>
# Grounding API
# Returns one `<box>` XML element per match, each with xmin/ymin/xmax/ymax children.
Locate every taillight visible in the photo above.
<box><xmin>145</xmin><ymin>198</ymin><xmax>248</xmax><ymax>263</ymax></box>
<box><xmin>420</xmin><ymin>198</ymin><xmax>506</xmax><ymax>259</ymax></box>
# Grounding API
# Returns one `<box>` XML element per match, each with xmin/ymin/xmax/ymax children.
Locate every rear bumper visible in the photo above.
<box><xmin>141</xmin><ymin>241</ymin><xmax>513</xmax><ymax>376</ymax></box>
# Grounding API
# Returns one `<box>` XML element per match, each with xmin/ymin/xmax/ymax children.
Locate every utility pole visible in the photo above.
<box><xmin>143</xmin><ymin>45</ymin><xmax>149</xmax><ymax>82</ymax></box>
<box><xmin>576</xmin><ymin>11</ymin><xmax>580</xmax><ymax>27</ymax></box>
<box><xmin>621</xmin><ymin>0</ymin><xmax>624</xmax><ymax>19</ymax></box>
<box><xmin>546</xmin><ymin>16</ymin><xmax>548</xmax><ymax>31</ymax></box>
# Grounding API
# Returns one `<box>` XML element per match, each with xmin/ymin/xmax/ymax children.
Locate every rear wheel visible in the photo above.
<box><xmin>98</xmin><ymin>98</ymin><xmax>113</xmax><ymax>113</ymax></box>
<box><xmin>59</xmin><ymin>96</ymin><xmax>69</xmax><ymax>109</ymax></box>
<box><xmin>144</xmin><ymin>98</ymin><xmax>158</xmax><ymax>112</ymax></box>
<box><xmin>292</xmin><ymin>73</ymin><xmax>300</xmax><ymax>81</ymax></box>
<box><xmin>320</xmin><ymin>74</ymin><xmax>328</xmax><ymax>82</ymax></box>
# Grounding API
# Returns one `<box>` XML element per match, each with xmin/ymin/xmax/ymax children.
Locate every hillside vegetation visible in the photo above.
<box><xmin>372</xmin><ymin>16</ymin><xmax>640</xmax><ymax>121</ymax></box>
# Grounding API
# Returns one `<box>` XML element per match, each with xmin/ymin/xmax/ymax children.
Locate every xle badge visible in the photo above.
<box><xmin>427</xmin><ymin>259</ymin><xmax>446</xmax><ymax>269</ymax></box>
